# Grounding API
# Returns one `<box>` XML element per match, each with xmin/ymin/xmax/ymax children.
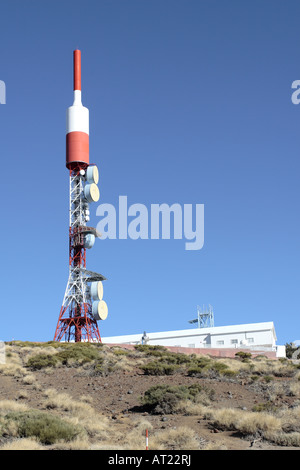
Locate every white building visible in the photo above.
<box><xmin>102</xmin><ymin>321</ymin><xmax>286</xmax><ymax>358</ymax></box>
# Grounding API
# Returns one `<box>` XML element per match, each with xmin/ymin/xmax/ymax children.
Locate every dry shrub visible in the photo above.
<box><xmin>79</xmin><ymin>350</ymin><xmax>133</xmax><ymax>377</ymax></box>
<box><xmin>237</xmin><ymin>411</ymin><xmax>281</xmax><ymax>435</ymax></box>
<box><xmin>42</xmin><ymin>388</ymin><xmax>110</xmax><ymax>439</ymax></box>
<box><xmin>69</xmin><ymin>413</ymin><xmax>110</xmax><ymax>440</ymax></box>
<box><xmin>0</xmin><ymin>402</ymin><xmax>26</xmax><ymax>440</ymax></box>
<box><xmin>288</xmin><ymin>381</ymin><xmax>300</xmax><ymax>398</ymax></box>
<box><xmin>111</xmin><ymin>347</ymin><xmax>130</xmax><ymax>356</ymax></box>
<box><xmin>0</xmin><ymin>437</ymin><xmax>45</xmax><ymax>450</ymax></box>
<box><xmin>264</xmin><ymin>382</ymin><xmax>286</xmax><ymax>402</ymax></box>
<box><xmin>277</xmin><ymin>405</ymin><xmax>300</xmax><ymax>433</ymax></box>
<box><xmin>22</xmin><ymin>374</ymin><xmax>37</xmax><ymax>385</ymax></box>
<box><xmin>91</xmin><ymin>443</ymin><xmax>125</xmax><ymax>450</ymax></box>
<box><xmin>0</xmin><ymin>346</ymin><xmax>29</xmax><ymax>377</ymax></box>
<box><xmin>26</xmin><ymin>354</ymin><xmax>58</xmax><ymax>371</ymax></box>
<box><xmin>142</xmin><ymin>384</ymin><xmax>214</xmax><ymax>415</ymax></box>
<box><xmin>109</xmin><ymin>355</ymin><xmax>133</xmax><ymax>373</ymax></box>
<box><xmin>79</xmin><ymin>394</ymin><xmax>94</xmax><ymax>405</ymax></box>
<box><xmin>21</xmin><ymin>374</ymin><xmax>42</xmax><ymax>391</ymax></box>
<box><xmin>76</xmin><ymin>416</ymin><xmax>154</xmax><ymax>450</ymax></box>
<box><xmin>3</xmin><ymin>410</ymin><xmax>81</xmax><ymax>445</ymax></box>
<box><xmin>204</xmin><ymin>407</ymin><xmax>281</xmax><ymax>435</ymax></box>
<box><xmin>219</xmin><ymin>358</ymin><xmax>249</xmax><ymax>374</ymax></box>
<box><xmin>202</xmin><ymin>441</ymin><xmax>228</xmax><ymax>450</ymax></box>
<box><xmin>51</xmin><ymin>436</ymin><xmax>90</xmax><ymax>450</ymax></box>
<box><xmin>204</xmin><ymin>408</ymin><xmax>238</xmax><ymax>431</ymax></box>
<box><xmin>141</xmin><ymin>361</ymin><xmax>179</xmax><ymax>376</ymax></box>
<box><xmin>293</xmin><ymin>370</ymin><xmax>300</xmax><ymax>381</ymax></box>
<box><xmin>150</xmin><ymin>426</ymin><xmax>200</xmax><ymax>450</ymax></box>
<box><xmin>0</xmin><ymin>400</ymin><xmax>29</xmax><ymax>414</ymax></box>
<box><xmin>0</xmin><ymin>418</ymin><xmax>19</xmax><ymax>438</ymax></box>
<box><xmin>22</xmin><ymin>345</ymin><xmax>58</xmax><ymax>360</ymax></box>
<box><xmin>115</xmin><ymin>417</ymin><xmax>154</xmax><ymax>450</ymax></box>
<box><xmin>2</xmin><ymin>346</ymin><xmax>21</xmax><ymax>363</ymax></box>
<box><xmin>43</xmin><ymin>388</ymin><xmax>94</xmax><ymax>416</ymax></box>
<box><xmin>0</xmin><ymin>363</ymin><xmax>28</xmax><ymax>378</ymax></box>
<box><xmin>175</xmin><ymin>400</ymin><xmax>207</xmax><ymax>416</ymax></box>
<box><xmin>264</xmin><ymin>431</ymin><xmax>300</xmax><ymax>447</ymax></box>
<box><xmin>249</xmin><ymin>358</ymin><xmax>295</xmax><ymax>378</ymax></box>
<box><xmin>202</xmin><ymin>404</ymin><xmax>300</xmax><ymax>447</ymax></box>
<box><xmin>17</xmin><ymin>390</ymin><xmax>29</xmax><ymax>400</ymax></box>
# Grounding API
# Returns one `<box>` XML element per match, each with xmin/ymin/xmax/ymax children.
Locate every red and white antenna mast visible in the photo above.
<box><xmin>54</xmin><ymin>50</ymin><xmax>108</xmax><ymax>343</ymax></box>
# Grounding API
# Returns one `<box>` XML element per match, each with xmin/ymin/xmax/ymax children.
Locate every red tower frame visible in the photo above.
<box><xmin>54</xmin><ymin>166</ymin><xmax>105</xmax><ymax>343</ymax></box>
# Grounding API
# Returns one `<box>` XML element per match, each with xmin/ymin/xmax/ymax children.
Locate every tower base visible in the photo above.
<box><xmin>54</xmin><ymin>303</ymin><xmax>102</xmax><ymax>343</ymax></box>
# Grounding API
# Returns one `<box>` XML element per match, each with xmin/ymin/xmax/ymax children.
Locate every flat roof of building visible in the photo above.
<box><xmin>102</xmin><ymin>321</ymin><xmax>276</xmax><ymax>343</ymax></box>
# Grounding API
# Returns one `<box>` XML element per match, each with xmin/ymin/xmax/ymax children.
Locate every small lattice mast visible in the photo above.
<box><xmin>54</xmin><ymin>50</ymin><xmax>108</xmax><ymax>343</ymax></box>
<box><xmin>188</xmin><ymin>305</ymin><xmax>214</xmax><ymax>329</ymax></box>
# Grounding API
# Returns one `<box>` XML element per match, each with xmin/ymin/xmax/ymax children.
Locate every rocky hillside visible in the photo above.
<box><xmin>0</xmin><ymin>341</ymin><xmax>300</xmax><ymax>450</ymax></box>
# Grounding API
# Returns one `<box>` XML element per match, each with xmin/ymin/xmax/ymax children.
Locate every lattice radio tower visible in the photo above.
<box><xmin>54</xmin><ymin>50</ymin><xmax>108</xmax><ymax>342</ymax></box>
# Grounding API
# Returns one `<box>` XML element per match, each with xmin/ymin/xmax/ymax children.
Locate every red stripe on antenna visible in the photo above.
<box><xmin>74</xmin><ymin>50</ymin><xmax>81</xmax><ymax>91</ymax></box>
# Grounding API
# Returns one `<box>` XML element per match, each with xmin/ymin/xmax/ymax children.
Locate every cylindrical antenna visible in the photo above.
<box><xmin>66</xmin><ymin>49</ymin><xmax>89</xmax><ymax>168</ymax></box>
<box><xmin>74</xmin><ymin>49</ymin><xmax>81</xmax><ymax>91</ymax></box>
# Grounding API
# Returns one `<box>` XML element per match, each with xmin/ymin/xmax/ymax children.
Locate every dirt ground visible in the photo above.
<box><xmin>0</xmin><ymin>343</ymin><xmax>299</xmax><ymax>451</ymax></box>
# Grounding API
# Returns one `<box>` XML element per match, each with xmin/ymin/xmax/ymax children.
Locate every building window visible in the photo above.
<box><xmin>216</xmin><ymin>340</ymin><xmax>224</xmax><ymax>345</ymax></box>
<box><xmin>248</xmin><ymin>338</ymin><xmax>254</xmax><ymax>343</ymax></box>
<box><xmin>231</xmin><ymin>339</ymin><xmax>238</xmax><ymax>344</ymax></box>
<box><xmin>188</xmin><ymin>344</ymin><xmax>195</xmax><ymax>348</ymax></box>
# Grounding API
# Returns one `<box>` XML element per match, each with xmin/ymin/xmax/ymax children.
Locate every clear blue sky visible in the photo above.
<box><xmin>1</xmin><ymin>0</ymin><xmax>299</xmax><ymax>345</ymax></box>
